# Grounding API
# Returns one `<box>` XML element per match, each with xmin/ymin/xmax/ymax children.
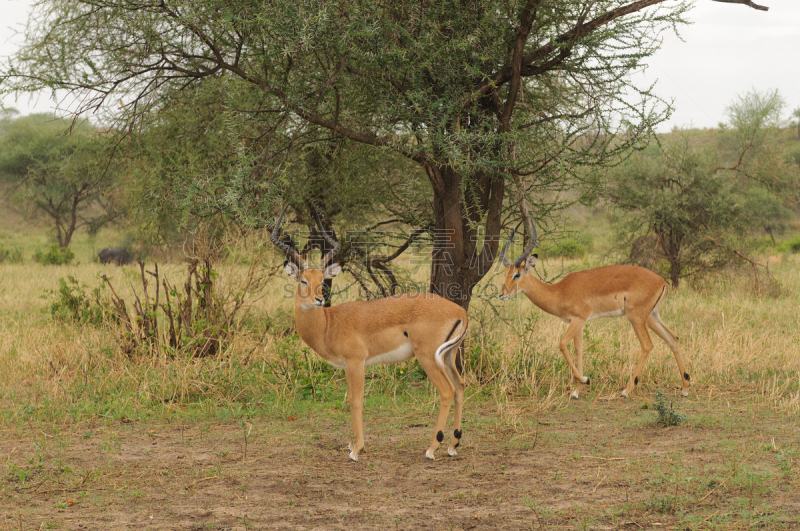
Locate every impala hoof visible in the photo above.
<box><xmin>425</xmin><ymin>449</ymin><xmax>435</xmax><ymax>460</ymax></box>
<box><xmin>348</xmin><ymin>452</ymin><xmax>358</xmax><ymax>462</ymax></box>
<box><xmin>681</xmin><ymin>389</ymin><xmax>689</xmax><ymax>397</ymax></box>
<box><xmin>571</xmin><ymin>390</ymin><xmax>580</xmax><ymax>400</ymax></box>
<box><xmin>582</xmin><ymin>376</ymin><xmax>590</xmax><ymax>385</ymax></box>
<box><xmin>447</xmin><ymin>447</ymin><xmax>458</xmax><ymax>457</ymax></box>
<box><xmin>620</xmin><ymin>390</ymin><xmax>629</xmax><ymax>399</ymax></box>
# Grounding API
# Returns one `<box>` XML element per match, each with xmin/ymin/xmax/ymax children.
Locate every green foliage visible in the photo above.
<box><xmin>0</xmin><ymin>114</ymin><xmax>118</xmax><ymax>248</ymax></box>
<box><xmin>784</xmin><ymin>143</ymin><xmax>800</xmax><ymax>167</ymax></box>
<box><xmin>46</xmin><ymin>275</ymin><xmax>108</xmax><ymax>326</ymax></box>
<box><xmin>539</xmin><ymin>233</ymin><xmax>594</xmax><ymax>259</ymax></box>
<box><xmin>777</xmin><ymin>235</ymin><xmax>800</xmax><ymax>254</ymax></box>
<box><xmin>2</xmin><ymin>0</ymin><xmax>695</xmax><ymax>307</ymax></box>
<box><xmin>609</xmin><ymin>89</ymin><xmax>800</xmax><ymax>288</ymax></box>
<box><xmin>742</xmin><ymin>187</ymin><xmax>792</xmax><ymax>246</ymax></box>
<box><xmin>791</xmin><ymin>107</ymin><xmax>800</xmax><ymax>139</ymax></box>
<box><xmin>724</xmin><ymin>89</ymin><xmax>785</xmax><ymax>150</ymax></box>
<box><xmin>34</xmin><ymin>244</ymin><xmax>75</xmax><ymax>265</ymax></box>
<box><xmin>652</xmin><ymin>390</ymin><xmax>686</xmax><ymax>427</ymax></box>
<box><xmin>268</xmin><ymin>335</ymin><xmax>338</xmax><ymax>400</ymax></box>
<box><xmin>609</xmin><ymin>132</ymin><xmax>743</xmax><ymax>287</ymax></box>
<box><xmin>0</xmin><ymin>244</ymin><xmax>24</xmax><ymax>264</ymax></box>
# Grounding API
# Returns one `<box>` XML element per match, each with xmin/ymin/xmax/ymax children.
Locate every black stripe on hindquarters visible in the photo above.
<box><xmin>444</xmin><ymin>320</ymin><xmax>462</xmax><ymax>342</ymax></box>
<box><xmin>649</xmin><ymin>285</ymin><xmax>667</xmax><ymax>315</ymax></box>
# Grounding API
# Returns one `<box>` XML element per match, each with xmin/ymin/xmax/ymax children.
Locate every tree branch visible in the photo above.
<box><xmin>711</xmin><ymin>0</ymin><xmax>768</xmax><ymax>11</ymax></box>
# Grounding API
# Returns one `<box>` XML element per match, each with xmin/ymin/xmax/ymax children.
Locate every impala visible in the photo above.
<box><xmin>271</xmin><ymin>206</ymin><xmax>469</xmax><ymax>461</ymax></box>
<box><xmin>498</xmin><ymin>218</ymin><xmax>690</xmax><ymax>399</ymax></box>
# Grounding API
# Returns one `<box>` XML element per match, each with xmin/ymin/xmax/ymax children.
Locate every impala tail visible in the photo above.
<box><xmin>435</xmin><ymin>319</ymin><xmax>467</xmax><ymax>370</ymax></box>
<box><xmin>431</xmin><ymin>317</ymin><xmax>468</xmax><ymax>459</ymax></box>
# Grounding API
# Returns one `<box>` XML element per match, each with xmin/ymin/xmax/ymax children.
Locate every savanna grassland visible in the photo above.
<box><xmin>0</xmin><ymin>218</ymin><xmax>799</xmax><ymax>530</ymax></box>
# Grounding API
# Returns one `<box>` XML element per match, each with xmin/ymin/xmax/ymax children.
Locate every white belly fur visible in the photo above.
<box><xmin>325</xmin><ymin>358</ymin><xmax>346</xmax><ymax>369</ymax></box>
<box><xmin>586</xmin><ymin>308</ymin><xmax>626</xmax><ymax>322</ymax></box>
<box><xmin>365</xmin><ymin>343</ymin><xmax>415</xmax><ymax>366</ymax></box>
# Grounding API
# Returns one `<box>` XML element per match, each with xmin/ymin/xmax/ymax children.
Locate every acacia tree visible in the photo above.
<box><xmin>610</xmin><ymin>89</ymin><xmax>796</xmax><ymax>288</ymax></box>
<box><xmin>610</xmin><ymin>133</ymin><xmax>744</xmax><ymax>288</ymax></box>
<box><xmin>0</xmin><ymin>114</ymin><xmax>116</xmax><ymax>248</ymax></box>
<box><xmin>1</xmin><ymin>0</ymin><xmax>769</xmax><ymax>309</ymax></box>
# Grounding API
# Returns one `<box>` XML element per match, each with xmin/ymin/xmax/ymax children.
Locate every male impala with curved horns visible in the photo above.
<box><xmin>271</xmin><ymin>205</ymin><xmax>468</xmax><ymax>461</ymax></box>
<box><xmin>498</xmin><ymin>218</ymin><xmax>690</xmax><ymax>399</ymax></box>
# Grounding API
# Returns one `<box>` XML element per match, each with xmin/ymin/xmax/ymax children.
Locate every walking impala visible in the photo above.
<box><xmin>271</xmin><ymin>206</ymin><xmax>468</xmax><ymax>461</ymax></box>
<box><xmin>498</xmin><ymin>218</ymin><xmax>690</xmax><ymax>399</ymax></box>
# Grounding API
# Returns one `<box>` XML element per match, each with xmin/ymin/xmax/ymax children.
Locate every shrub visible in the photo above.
<box><xmin>540</xmin><ymin>234</ymin><xmax>593</xmax><ymax>259</ymax></box>
<box><xmin>46</xmin><ymin>276</ymin><xmax>109</xmax><ymax>326</ymax></box>
<box><xmin>34</xmin><ymin>244</ymin><xmax>75</xmax><ymax>265</ymax></box>
<box><xmin>0</xmin><ymin>244</ymin><xmax>24</xmax><ymax>264</ymax></box>
<box><xmin>103</xmin><ymin>259</ymin><xmax>262</xmax><ymax>358</ymax></box>
<box><xmin>777</xmin><ymin>235</ymin><xmax>800</xmax><ymax>254</ymax></box>
<box><xmin>652</xmin><ymin>390</ymin><xmax>686</xmax><ymax>427</ymax></box>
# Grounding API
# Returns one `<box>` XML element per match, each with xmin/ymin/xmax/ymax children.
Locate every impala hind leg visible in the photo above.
<box><xmin>571</xmin><ymin>326</ymin><xmax>586</xmax><ymax>399</ymax></box>
<box><xmin>648</xmin><ymin>311</ymin><xmax>690</xmax><ymax>397</ymax></box>
<box><xmin>416</xmin><ymin>354</ymin><xmax>456</xmax><ymax>460</ymax></box>
<box><xmin>344</xmin><ymin>361</ymin><xmax>366</xmax><ymax>461</ymax></box>
<box><xmin>558</xmin><ymin>318</ymin><xmax>590</xmax><ymax>391</ymax></box>
<box><xmin>622</xmin><ymin>317</ymin><xmax>654</xmax><ymax>398</ymax></box>
<box><xmin>442</xmin><ymin>347</ymin><xmax>466</xmax><ymax>457</ymax></box>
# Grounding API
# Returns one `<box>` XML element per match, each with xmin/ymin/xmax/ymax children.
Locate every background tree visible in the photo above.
<box><xmin>1</xmin><ymin>0</ymin><xmax>769</xmax><ymax>314</ymax></box>
<box><xmin>742</xmin><ymin>187</ymin><xmax>791</xmax><ymax>247</ymax></box>
<box><xmin>609</xmin><ymin>133</ymin><xmax>744</xmax><ymax>288</ymax></box>
<box><xmin>0</xmin><ymin>114</ymin><xmax>117</xmax><ymax>248</ymax></box>
<box><xmin>115</xmin><ymin>81</ymin><xmax>432</xmax><ymax>300</ymax></box>
<box><xmin>792</xmin><ymin>107</ymin><xmax>800</xmax><ymax>139</ymax></box>
<box><xmin>609</xmin><ymin>89</ymin><xmax>797</xmax><ymax>287</ymax></box>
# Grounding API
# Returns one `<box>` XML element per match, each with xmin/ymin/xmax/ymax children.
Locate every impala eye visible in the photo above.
<box><xmin>301</xmin><ymin>280</ymin><xmax>309</xmax><ymax>285</ymax></box>
<box><xmin>513</xmin><ymin>273</ymin><xmax>520</xmax><ymax>280</ymax></box>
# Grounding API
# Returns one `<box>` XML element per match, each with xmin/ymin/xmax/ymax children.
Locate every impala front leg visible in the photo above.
<box><xmin>344</xmin><ymin>361</ymin><xmax>366</xmax><ymax>462</ymax></box>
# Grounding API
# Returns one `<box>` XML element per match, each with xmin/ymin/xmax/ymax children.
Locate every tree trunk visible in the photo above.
<box><xmin>55</xmin><ymin>215</ymin><xmax>65</xmax><ymax>249</ymax></box>
<box><xmin>424</xmin><ymin>163</ymin><xmax>505</xmax><ymax>372</ymax></box>
<box><xmin>669</xmin><ymin>258</ymin><xmax>680</xmax><ymax>289</ymax></box>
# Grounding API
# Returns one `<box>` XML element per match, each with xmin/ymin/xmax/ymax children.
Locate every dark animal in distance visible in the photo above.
<box><xmin>98</xmin><ymin>247</ymin><xmax>132</xmax><ymax>265</ymax></box>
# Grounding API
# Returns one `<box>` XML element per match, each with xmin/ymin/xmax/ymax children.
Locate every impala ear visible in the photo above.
<box><xmin>524</xmin><ymin>254</ymin><xmax>538</xmax><ymax>272</ymax></box>
<box><xmin>323</xmin><ymin>263</ymin><xmax>341</xmax><ymax>279</ymax></box>
<box><xmin>284</xmin><ymin>261</ymin><xmax>302</xmax><ymax>281</ymax></box>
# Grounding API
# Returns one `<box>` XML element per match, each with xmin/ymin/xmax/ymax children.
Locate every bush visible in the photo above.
<box><xmin>777</xmin><ymin>235</ymin><xmax>800</xmax><ymax>254</ymax></box>
<box><xmin>0</xmin><ymin>244</ymin><xmax>24</xmax><ymax>264</ymax></box>
<box><xmin>652</xmin><ymin>390</ymin><xmax>686</xmax><ymax>427</ymax></box>
<box><xmin>784</xmin><ymin>144</ymin><xmax>800</xmax><ymax>167</ymax></box>
<box><xmin>35</xmin><ymin>244</ymin><xmax>75</xmax><ymax>265</ymax></box>
<box><xmin>46</xmin><ymin>276</ymin><xmax>109</xmax><ymax>326</ymax></box>
<box><xmin>539</xmin><ymin>234</ymin><xmax>593</xmax><ymax>259</ymax></box>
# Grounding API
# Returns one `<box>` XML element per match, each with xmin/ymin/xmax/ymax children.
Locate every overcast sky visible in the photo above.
<box><xmin>1</xmin><ymin>0</ymin><xmax>799</xmax><ymax>131</ymax></box>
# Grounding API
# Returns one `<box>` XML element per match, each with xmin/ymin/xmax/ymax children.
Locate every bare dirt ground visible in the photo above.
<box><xmin>1</xmin><ymin>391</ymin><xmax>798</xmax><ymax>530</ymax></box>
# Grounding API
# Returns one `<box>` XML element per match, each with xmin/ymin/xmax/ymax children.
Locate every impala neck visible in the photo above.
<box><xmin>293</xmin><ymin>296</ymin><xmax>328</xmax><ymax>355</ymax></box>
<box><xmin>520</xmin><ymin>273</ymin><xmax>562</xmax><ymax>315</ymax></box>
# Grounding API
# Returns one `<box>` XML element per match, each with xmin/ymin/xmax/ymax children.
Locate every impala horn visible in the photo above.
<box><xmin>311</xmin><ymin>205</ymin><xmax>341</xmax><ymax>269</ymax></box>
<box><xmin>271</xmin><ymin>204</ymin><xmax>307</xmax><ymax>269</ymax></box>
<box><xmin>500</xmin><ymin>216</ymin><xmax>538</xmax><ymax>268</ymax></box>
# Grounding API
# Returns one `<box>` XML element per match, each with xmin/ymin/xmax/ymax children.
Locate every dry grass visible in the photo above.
<box><xmin>1</xmin><ymin>244</ymin><xmax>799</xmax><ymax>426</ymax></box>
<box><xmin>466</xmin><ymin>256</ymin><xmax>800</xmax><ymax>413</ymax></box>
<box><xmin>1</xmin><ymin>234</ymin><xmax>799</xmax><ymax>529</ymax></box>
